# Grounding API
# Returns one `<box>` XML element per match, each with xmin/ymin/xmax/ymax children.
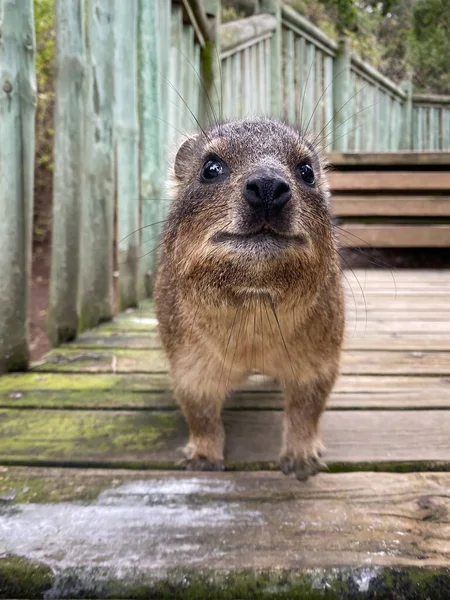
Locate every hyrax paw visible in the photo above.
<box><xmin>183</xmin><ymin>456</ymin><xmax>225</xmax><ymax>472</ymax></box>
<box><xmin>280</xmin><ymin>444</ymin><xmax>325</xmax><ymax>482</ymax></box>
<box><xmin>181</xmin><ymin>441</ymin><xmax>225</xmax><ymax>472</ymax></box>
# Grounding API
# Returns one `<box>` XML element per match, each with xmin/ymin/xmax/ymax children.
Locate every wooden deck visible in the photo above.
<box><xmin>1</xmin><ymin>269</ymin><xmax>450</xmax><ymax>598</ymax></box>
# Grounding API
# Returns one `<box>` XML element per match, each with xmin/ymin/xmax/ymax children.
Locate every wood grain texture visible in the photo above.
<box><xmin>330</xmin><ymin>171</ymin><xmax>450</xmax><ymax>191</ymax></box>
<box><xmin>328</xmin><ymin>151</ymin><xmax>450</xmax><ymax>166</ymax></box>
<box><xmin>0</xmin><ymin>409</ymin><xmax>448</xmax><ymax>465</ymax></box>
<box><xmin>339</xmin><ymin>224</ymin><xmax>450</xmax><ymax>247</ymax></box>
<box><xmin>78</xmin><ymin>0</ymin><xmax>115</xmax><ymax>331</ymax></box>
<box><xmin>48</xmin><ymin>0</ymin><xmax>84</xmax><ymax>346</ymax></box>
<box><xmin>32</xmin><ymin>347</ymin><xmax>450</xmax><ymax>375</ymax></box>
<box><xmin>333</xmin><ymin>194</ymin><xmax>450</xmax><ymax>217</ymax></box>
<box><xmin>0</xmin><ymin>469</ymin><xmax>449</xmax><ymax>597</ymax></box>
<box><xmin>0</xmin><ymin>0</ymin><xmax>37</xmax><ymax>370</ymax></box>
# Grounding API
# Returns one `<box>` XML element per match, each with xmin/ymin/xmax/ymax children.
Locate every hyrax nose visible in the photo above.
<box><xmin>244</xmin><ymin>175</ymin><xmax>292</xmax><ymax>212</ymax></box>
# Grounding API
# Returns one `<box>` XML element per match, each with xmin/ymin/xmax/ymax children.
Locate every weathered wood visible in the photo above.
<box><xmin>327</xmin><ymin>150</ymin><xmax>450</xmax><ymax>167</ymax></box>
<box><xmin>339</xmin><ymin>224</ymin><xmax>450</xmax><ymax>248</ymax></box>
<box><xmin>332</xmin><ymin>37</ymin><xmax>351</xmax><ymax>152</ymax></box>
<box><xmin>0</xmin><ymin>0</ymin><xmax>36</xmax><ymax>371</ymax></box>
<box><xmin>115</xmin><ymin>0</ymin><xmax>140</xmax><ymax>310</ymax></box>
<box><xmin>220</xmin><ymin>13</ymin><xmax>276</xmax><ymax>57</ymax></box>
<box><xmin>260</xmin><ymin>0</ymin><xmax>282</xmax><ymax>117</ymax></box>
<box><xmin>31</xmin><ymin>346</ymin><xmax>450</xmax><ymax>376</ymax></box>
<box><xmin>199</xmin><ymin>0</ymin><xmax>221</xmax><ymax>127</ymax></box>
<box><xmin>0</xmin><ymin>470</ymin><xmax>449</xmax><ymax>598</ymax></box>
<box><xmin>330</xmin><ymin>171</ymin><xmax>450</xmax><ymax>191</ymax></box>
<box><xmin>0</xmin><ymin>385</ymin><xmax>449</xmax><ymax>411</ymax></box>
<box><xmin>48</xmin><ymin>0</ymin><xmax>84</xmax><ymax>347</ymax></box>
<box><xmin>333</xmin><ymin>195</ymin><xmax>450</xmax><ymax>217</ymax></box>
<box><xmin>5</xmin><ymin>371</ymin><xmax>449</xmax><ymax>396</ymax></box>
<box><xmin>78</xmin><ymin>0</ymin><xmax>115</xmax><ymax>331</ymax></box>
<box><xmin>138</xmin><ymin>0</ymin><xmax>165</xmax><ymax>297</ymax></box>
<box><xmin>0</xmin><ymin>409</ymin><xmax>448</xmax><ymax>466</ymax></box>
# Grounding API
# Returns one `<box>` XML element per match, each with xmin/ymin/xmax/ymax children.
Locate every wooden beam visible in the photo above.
<box><xmin>338</xmin><ymin>224</ymin><xmax>450</xmax><ymax>247</ymax></box>
<box><xmin>0</xmin><ymin>0</ymin><xmax>37</xmax><ymax>370</ymax></box>
<box><xmin>333</xmin><ymin>195</ymin><xmax>450</xmax><ymax>216</ymax></box>
<box><xmin>330</xmin><ymin>171</ymin><xmax>450</xmax><ymax>191</ymax></box>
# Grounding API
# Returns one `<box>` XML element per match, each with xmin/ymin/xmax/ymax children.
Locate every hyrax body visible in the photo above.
<box><xmin>154</xmin><ymin>117</ymin><xmax>344</xmax><ymax>481</ymax></box>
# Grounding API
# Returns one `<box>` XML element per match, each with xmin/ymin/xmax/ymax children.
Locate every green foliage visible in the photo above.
<box><xmin>409</xmin><ymin>0</ymin><xmax>450</xmax><ymax>94</ymax></box>
<box><xmin>34</xmin><ymin>0</ymin><xmax>55</xmax><ymax>242</ymax></box>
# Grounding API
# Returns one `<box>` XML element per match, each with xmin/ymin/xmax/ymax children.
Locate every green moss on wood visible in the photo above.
<box><xmin>0</xmin><ymin>556</ymin><xmax>53</xmax><ymax>597</ymax></box>
<box><xmin>0</xmin><ymin>409</ymin><xmax>183</xmax><ymax>464</ymax></box>
<box><xmin>0</xmin><ymin>372</ymin><xmax>169</xmax><ymax>393</ymax></box>
<box><xmin>0</xmin><ymin>563</ymin><xmax>449</xmax><ymax>599</ymax></box>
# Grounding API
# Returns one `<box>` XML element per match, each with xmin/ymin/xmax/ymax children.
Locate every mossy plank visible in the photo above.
<box><xmin>70</xmin><ymin>332</ymin><xmax>162</xmax><ymax>349</ymax></box>
<box><xmin>0</xmin><ymin>409</ymin><xmax>448</xmax><ymax>467</ymax></box>
<box><xmin>0</xmin><ymin>372</ymin><xmax>170</xmax><ymax>393</ymax></box>
<box><xmin>0</xmin><ymin>389</ymin><xmax>449</xmax><ymax>411</ymax></box>
<box><xmin>0</xmin><ymin>471</ymin><xmax>449</xmax><ymax>597</ymax></box>
<box><xmin>32</xmin><ymin>347</ymin><xmax>450</xmax><ymax>376</ymax></box>
<box><xmin>34</xmin><ymin>348</ymin><xmax>167</xmax><ymax>373</ymax></box>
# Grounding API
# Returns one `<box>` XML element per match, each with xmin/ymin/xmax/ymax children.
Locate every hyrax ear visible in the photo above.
<box><xmin>174</xmin><ymin>135</ymin><xmax>198</xmax><ymax>181</ymax></box>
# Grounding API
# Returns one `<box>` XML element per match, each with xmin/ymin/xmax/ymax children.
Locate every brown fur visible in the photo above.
<box><xmin>154</xmin><ymin>117</ymin><xmax>345</xmax><ymax>480</ymax></box>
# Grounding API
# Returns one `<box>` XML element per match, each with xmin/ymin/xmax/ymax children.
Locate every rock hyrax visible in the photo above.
<box><xmin>154</xmin><ymin>117</ymin><xmax>344</xmax><ymax>481</ymax></box>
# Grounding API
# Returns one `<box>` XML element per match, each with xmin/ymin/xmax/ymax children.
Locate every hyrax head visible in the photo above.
<box><xmin>165</xmin><ymin>117</ymin><xmax>337</xmax><ymax>306</ymax></box>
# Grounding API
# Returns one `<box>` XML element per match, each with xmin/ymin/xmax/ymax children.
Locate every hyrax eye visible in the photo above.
<box><xmin>297</xmin><ymin>163</ymin><xmax>315</xmax><ymax>186</ymax></box>
<box><xmin>201</xmin><ymin>158</ymin><xmax>225</xmax><ymax>182</ymax></box>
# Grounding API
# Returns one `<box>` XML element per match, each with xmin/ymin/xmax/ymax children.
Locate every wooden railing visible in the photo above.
<box><xmin>1</xmin><ymin>0</ymin><xmax>450</xmax><ymax>372</ymax></box>
<box><xmin>220</xmin><ymin>14</ymin><xmax>276</xmax><ymax>119</ymax></box>
<box><xmin>412</xmin><ymin>94</ymin><xmax>450</xmax><ymax>151</ymax></box>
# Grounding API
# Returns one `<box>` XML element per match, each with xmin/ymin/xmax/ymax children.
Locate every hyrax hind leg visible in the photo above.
<box><xmin>280</xmin><ymin>373</ymin><xmax>336</xmax><ymax>481</ymax></box>
<box><xmin>171</xmin><ymin>357</ymin><xmax>244</xmax><ymax>471</ymax></box>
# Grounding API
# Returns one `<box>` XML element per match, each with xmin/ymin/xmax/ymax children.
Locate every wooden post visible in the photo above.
<box><xmin>48</xmin><ymin>0</ymin><xmax>85</xmax><ymax>346</ymax></box>
<box><xmin>332</xmin><ymin>36</ymin><xmax>351</xmax><ymax>151</ymax></box>
<box><xmin>115</xmin><ymin>0</ymin><xmax>140</xmax><ymax>309</ymax></box>
<box><xmin>0</xmin><ymin>0</ymin><xmax>36</xmax><ymax>371</ymax></box>
<box><xmin>78</xmin><ymin>0</ymin><xmax>115</xmax><ymax>331</ymax></box>
<box><xmin>200</xmin><ymin>0</ymin><xmax>221</xmax><ymax>128</ymax></box>
<box><xmin>259</xmin><ymin>0</ymin><xmax>282</xmax><ymax>118</ymax></box>
<box><xmin>400</xmin><ymin>73</ymin><xmax>413</xmax><ymax>150</ymax></box>
<box><xmin>138</xmin><ymin>0</ymin><xmax>164</xmax><ymax>298</ymax></box>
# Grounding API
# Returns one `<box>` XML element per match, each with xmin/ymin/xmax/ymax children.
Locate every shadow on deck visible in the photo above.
<box><xmin>0</xmin><ymin>269</ymin><xmax>449</xmax><ymax>598</ymax></box>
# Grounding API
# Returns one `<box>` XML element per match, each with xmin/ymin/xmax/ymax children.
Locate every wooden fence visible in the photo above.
<box><xmin>1</xmin><ymin>0</ymin><xmax>450</xmax><ymax>372</ymax></box>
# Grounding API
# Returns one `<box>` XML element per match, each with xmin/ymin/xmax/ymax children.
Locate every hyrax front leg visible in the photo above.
<box><xmin>176</xmin><ymin>386</ymin><xmax>227</xmax><ymax>471</ymax></box>
<box><xmin>280</xmin><ymin>375</ymin><xmax>335</xmax><ymax>481</ymax></box>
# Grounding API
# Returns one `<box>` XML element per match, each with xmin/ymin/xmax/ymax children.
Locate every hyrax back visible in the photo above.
<box><xmin>154</xmin><ymin>117</ymin><xmax>344</xmax><ymax>480</ymax></box>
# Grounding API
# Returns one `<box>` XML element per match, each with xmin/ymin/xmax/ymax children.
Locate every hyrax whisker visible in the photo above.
<box><xmin>154</xmin><ymin>117</ymin><xmax>344</xmax><ymax>478</ymax></box>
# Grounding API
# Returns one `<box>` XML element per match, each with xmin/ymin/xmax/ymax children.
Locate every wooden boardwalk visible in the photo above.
<box><xmin>0</xmin><ymin>269</ymin><xmax>450</xmax><ymax>597</ymax></box>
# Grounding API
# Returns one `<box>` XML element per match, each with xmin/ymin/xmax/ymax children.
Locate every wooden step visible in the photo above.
<box><xmin>0</xmin><ymin>468</ymin><xmax>449</xmax><ymax>598</ymax></box>
<box><xmin>339</xmin><ymin>224</ymin><xmax>450</xmax><ymax>247</ymax></box>
<box><xmin>328</xmin><ymin>151</ymin><xmax>450</xmax><ymax>167</ymax></box>
<box><xmin>333</xmin><ymin>194</ymin><xmax>450</xmax><ymax>216</ymax></box>
<box><xmin>329</xmin><ymin>171</ymin><xmax>450</xmax><ymax>191</ymax></box>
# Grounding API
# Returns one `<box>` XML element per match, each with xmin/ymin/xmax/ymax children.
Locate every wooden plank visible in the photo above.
<box><xmin>0</xmin><ymin>0</ymin><xmax>37</xmax><ymax>370</ymax></box>
<box><xmin>345</xmin><ymin>335</ymin><xmax>450</xmax><ymax>351</ymax></box>
<box><xmin>115</xmin><ymin>0</ymin><xmax>140</xmax><ymax>309</ymax></box>
<box><xmin>64</xmin><ymin>332</ymin><xmax>450</xmax><ymax>352</ymax></box>
<box><xmin>0</xmin><ymin>469</ymin><xmax>449</xmax><ymax>597</ymax></box>
<box><xmin>2</xmin><ymin>371</ymin><xmax>449</xmax><ymax>396</ymax></box>
<box><xmin>31</xmin><ymin>347</ymin><xmax>450</xmax><ymax>375</ymax></box>
<box><xmin>339</xmin><ymin>224</ymin><xmax>450</xmax><ymax>248</ymax></box>
<box><xmin>333</xmin><ymin>195</ymin><xmax>450</xmax><ymax>217</ymax></box>
<box><xmin>47</xmin><ymin>0</ymin><xmax>84</xmax><ymax>346</ymax></box>
<box><xmin>0</xmin><ymin>409</ymin><xmax>448</xmax><ymax>465</ymax></box>
<box><xmin>330</xmin><ymin>171</ymin><xmax>450</xmax><ymax>191</ymax></box>
<box><xmin>346</xmin><ymin>321</ymin><xmax>450</xmax><ymax>333</ymax></box>
<box><xmin>138</xmin><ymin>0</ymin><xmax>164</xmax><ymax>297</ymax></box>
<box><xmin>0</xmin><ymin>386</ymin><xmax>449</xmax><ymax>411</ymax></box>
<box><xmin>78</xmin><ymin>0</ymin><xmax>115</xmax><ymax>331</ymax></box>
